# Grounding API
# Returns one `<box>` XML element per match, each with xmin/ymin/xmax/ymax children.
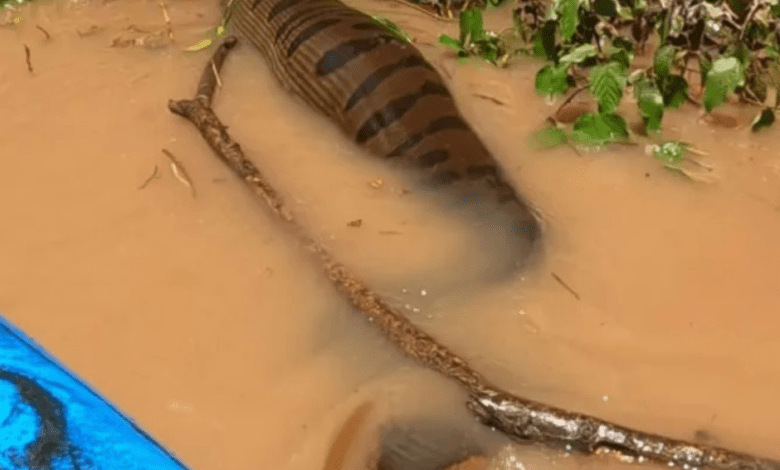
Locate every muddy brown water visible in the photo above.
<box><xmin>1</xmin><ymin>0</ymin><xmax>779</xmax><ymax>469</ymax></box>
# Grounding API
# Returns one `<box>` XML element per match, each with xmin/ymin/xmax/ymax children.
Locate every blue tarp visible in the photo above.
<box><xmin>0</xmin><ymin>314</ymin><xmax>191</xmax><ymax>470</ymax></box>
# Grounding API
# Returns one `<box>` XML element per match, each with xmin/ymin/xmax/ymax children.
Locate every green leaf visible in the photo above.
<box><xmin>589</xmin><ymin>62</ymin><xmax>626</xmax><ymax>113</ymax></box>
<box><xmin>653</xmin><ymin>45</ymin><xmax>675</xmax><ymax>80</ymax></box>
<box><xmin>593</xmin><ymin>0</ymin><xmax>617</xmax><ymax>17</ymax></box>
<box><xmin>535</xmin><ymin>64</ymin><xmax>572</xmax><ymax>96</ymax></box>
<box><xmin>571</xmin><ymin>112</ymin><xmax>629</xmax><ymax>145</ymax></box>
<box><xmin>659</xmin><ymin>75</ymin><xmax>688</xmax><ymax>107</ymax></box>
<box><xmin>480</xmin><ymin>41</ymin><xmax>499</xmax><ymax>62</ymax></box>
<box><xmin>650</xmin><ymin>141</ymin><xmax>685</xmax><ymax>165</ymax></box>
<box><xmin>610</xmin><ymin>49</ymin><xmax>632</xmax><ymax>69</ymax></box>
<box><xmin>635</xmin><ymin>78</ymin><xmax>664</xmax><ymax>133</ymax></box>
<box><xmin>184</xmin><ymin>38</ymin><xmax>214</xmax><ymax>52</ymax></box>
<box><xmin>559</xmin><ymin>44</ymin><xmax>598</xmax><ymax>66</ymax></box>
<box><xmin>657</xmin><ymin>10</ymin><xmax>670</xmax><ymax>43</ymax></box>
<box><xmin>530</xmin><ymin>127</ymin><xmax>569</xmax><ymax>149</ymax></box>
<box><xmin>222</xmin><ymin>0</ymin><xmax>238</xmax><ymax>26</ymax></box>
<box><xmin>698</xmin><ymin>53</ymin><xmax>712</xmax><ymax>94</ymax></box>
<box><xmin>751</xmin><ymin>108</ymin><xmax>775</xmax><ymax>132</ymax></box>
<box><xmin>531</xmin><ymin>21</ymin><xmax>558</xmax><ymax>61</ymax></box>
<box><xmin>459</xmin><ymin>8</ymin><xmax>484</xmax><ymax>44</ymax></box>
<box><xmin>703</xmin><ymin>56</ymin><xmax>745</xmax><ymax>112</ymax></box>
<box><xmin>559</xmin><ymin>0</ymin><xmax>579</xmax><ymax>41</ymax></box>
<box><xmin>439</xmin><ymin>34</ymin><xmax>463</xmax><ymax>51</ymax></box>
<box><xmin>609</xmin><ymin>37</ymin><xmax>634</xmax><ymax>68</ymax></box>
<box><xmin>732</xmin><ymin>43</ymin><xmax>751</xmax><ymax>67</ymax></box>
<box><xmin>372</xmin><ymin>16</ymin><xmax>412</xmax><ymax>43</ymax></box>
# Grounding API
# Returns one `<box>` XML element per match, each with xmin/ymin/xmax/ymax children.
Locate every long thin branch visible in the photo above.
<box><xmin>168</xmin><ymin>37</ymin><xmax>780</xmax><ymax>470</ymax></box>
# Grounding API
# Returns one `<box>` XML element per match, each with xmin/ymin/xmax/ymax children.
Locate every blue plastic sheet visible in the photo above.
<box><xmin>0</xmin><ymin>314</ymin><xmax>191</xmax><ymax>470</ymax></box>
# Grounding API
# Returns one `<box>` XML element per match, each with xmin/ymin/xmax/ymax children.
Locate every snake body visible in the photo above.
<box><xmin>223</xmin><ymin>0</ymin><xmax>539</xmax><ymax>262</ymax></box>
<box><xmin>170</xmin><ymin>27</ymin><xmax>780</xmax><ymax>470</ymax></box>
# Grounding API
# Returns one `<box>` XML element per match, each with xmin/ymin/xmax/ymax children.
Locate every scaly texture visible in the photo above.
<box><xmin>169</xmin><ymin>37</ymin><xmax>780</xmax><ymax>470</ymax></box>
<box><xmin>223</xmin><ymin>0</ymin><xmax>539</xmax><ymax>254</ymax></box>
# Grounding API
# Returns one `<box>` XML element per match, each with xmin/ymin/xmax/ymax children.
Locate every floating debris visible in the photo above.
<box><xmin>162</xmin><ymin>148</ymin><xmax>196</xmax><ymax>197</ymax></box>
<box><xmin>138</xmin><ymin>165</ymin><xmax>160</xmax><ymax>190</ymax></box>
<box><xmin>551</xmin><ymin>272</ymin><xmax>580</xmax><ymax>300</ymax></box>
<box><xmin>23</xmin><ymin>44</ymin><xmax>32</xmax><ymax>73</ymax></box>
<box><xmin>35</xmin><ymin>24</ymin><xmax>50</xmax><ymax>40</ymax></box>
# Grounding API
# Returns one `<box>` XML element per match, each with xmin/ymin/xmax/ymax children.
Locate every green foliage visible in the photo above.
<box><xmin>650</xmin><ymin>141</ymin><xmax>685</xmax><ymax>166</ymax></box>
<box><xmin>571</xmin><ymin>112</ymin><xmax>629</xmax><ymax>145</ymax></box>
<box><xmin>751</xmin><ymin>107</ymin><xmax>775</xmax><ymax>132</ymax></box>
<box><xmin>593</xmin><ymin>0</ymin><xmax>617</xmax><ymax>17</ymax></box>
<box><xmin>653</xmin><ymin>45</ymin><xmax>675</xmax><ymax>80</ymax></box>
<box><xmin>0</xmin><ymin>0</ymin><xmax>28</xmax><ymax>7</ymax></box>
<box><xmin>459</xmin><ymin>7</ymin><xmax>484</xmax><ymax>44</ymax></box>
<box><xmin>439</xmin><ymin>8</ymin><xmax>506</xmax><ymax>64</ymax></box>
<box><xmin>703</xmin><ymin>57</ymin><xmax>745</xmax><ymax>112</ymax></box>
<box><xmin>648</xmin><ymin>141</ymin><xmax>716</xmax><ymax>182</ymax></box>
<box><xmin>608</xmin><ymin>37</ymin><xmax>635</xmax><ymax>68</ymax></box>
<box><xmin>559</xmin><ymin>44</ymin><xmax>598</xmax><ymax>66</ymax></box>
<box><xmin>658</xmin><ymin>75</ymin><xmax>688</xmax><ymax>108</ymax></box>
<box><xmin>558</xmin><ymin>0</ymin><xmax>579</xmax><ymax>41</ymax></box>
<box><xmin>184</xmin><ymin>0</ymin><xmax>234</xmax><ymax>51</ymax></box>
<box><xmin>443</xmin><ymin>0</ymin><xmax>780</xmax><ymax>152</ymax></box>
<box><xmin>635</xmin><ymin>78</ymin><xmax>664</xmax><ymax>132</ymax></box>
<box><xmin>589</xmin><ymin>62</ymin><xmax>627</xmax><ymax>113</ymax></box>
<box><xmin>531</xmin><ymin>21</ymin><xmax>558</xmax><ymax>61</ymax></box>
<box><xmin>373</xmin><ymin>16</ymin><xmax>413</xmax><ymax>43</ymax></box>
<box><xmin>530</xmin><ymin>126</ymin><xmax>569</xmax><ymax>149</ymax></box>
<box><xmin>535</xmin><ymin>63</ymin><xmax>572</xmax><ymax>96</ymax></box>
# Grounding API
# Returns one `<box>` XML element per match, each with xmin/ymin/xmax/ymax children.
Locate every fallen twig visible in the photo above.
<box><xmin>168</xmin><ymin>37</ymin><xmax>780</xmax><ymax>470</ymax></box>
<box><xmin>473</xmin><ymin>93</ymin><xmax>505</xmax><ymax>106</ymax></box>
<box><xmin>158</xmin><ymin>0</ymin><xmax>174</xmax><ymax>41</ymax></box>
<box><xmin>36</xmin><ymin>24</ymin><xmax>51</xmax><ymax>40</ymax></box>
<box><xmin>550</xmin><ymin>84</ymin><xmax>588</xmax><ymax>122</ymax></box>
<box><xmin>23</xmin><ymin>44</ymin><xmax>32</xmax><ymax>73</ymax></box>
<box><xmin>551</xmin><ymin>272</ymin><xmax>580</xmax><ymax>300</ymax></box>
<box><xmin>138</xmin><ymin>165</ymin><xmax>160</xmax><ymax>190</ymax></box>
<box><xmin>161</xmin><ymin>149</ymin><xmax>196</xmax><ymax>198</ymax></box>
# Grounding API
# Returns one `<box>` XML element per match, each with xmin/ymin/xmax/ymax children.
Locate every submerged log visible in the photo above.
<box><xmin>168</xmin><ymin>38</ymin><xmax>780</xmax><ymax>470</ymax></box>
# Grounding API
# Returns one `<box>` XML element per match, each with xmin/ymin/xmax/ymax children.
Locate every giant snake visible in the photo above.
<box><xmin>167</xmin><ymin>1</ymin><xmax>780</xmax><ymax>468</ymax></box>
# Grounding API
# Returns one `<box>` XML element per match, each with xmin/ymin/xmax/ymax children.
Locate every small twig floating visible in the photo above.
<box><xmin>161</xmin><ymin>149</ymin><xmax>196</xmax><ymax>198</ymax></box>
<box><xmin>23</xmin><ymin>44</ymin><xmax>32</xmax><ymax>73</ymax></box>
<box><xmin>138</xmin><ymin>165</ymin><xmax>160</xmax><ymax>190</ymax></box>
<box><xmin>168</xmin><ymin>37</ymin><xmax>780</xmax><ymax>470</ymax></box>
<box><xmin>550</xmin><ymin>84</ymin><xmax>588</xmax><ymax>122</ymax></box>
<box><xmin>158</xmin><ymin>0</ymin><xmax>174</xmax><ymax>41</ymax></box>
<box><xmin>473</xmin><ymin>93</ymin><xmax>505</xmax><ymax>106</ymax></box>
<box><xmin>35</xmin><ymin>24</ymin><xmax>51</xmax><ymax>40</ymax></box>
<box><xmin>551</xmin><ymin>272</ymin><xmax>580</xmax><ymax>300</ymax></box>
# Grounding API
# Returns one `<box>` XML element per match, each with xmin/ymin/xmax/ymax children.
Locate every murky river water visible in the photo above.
<box><xmin>1</xmin><ymin>0</ymin><xmax>779</xmax><ymax>469</ymax></box>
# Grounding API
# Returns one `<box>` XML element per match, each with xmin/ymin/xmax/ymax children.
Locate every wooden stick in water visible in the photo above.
<box><xmin>167</xmin><ymin>37</ymin><xmax>780</xmax><ymax>470</ymax></box>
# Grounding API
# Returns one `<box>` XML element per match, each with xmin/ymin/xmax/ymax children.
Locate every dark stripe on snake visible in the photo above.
<box><xmin>355</xmin><ymin>81</ymin><xmax>450</xmax><ymax>144</ymax></box>
<box><xmin>344</xmin><ymin>54</ymin><xmax>432</xmax><ymax>111</ymax></box>
<box><xmin>286</xmin><ymin>18</ymin><xmax>342</xmax><ymax>57</ymax></box>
